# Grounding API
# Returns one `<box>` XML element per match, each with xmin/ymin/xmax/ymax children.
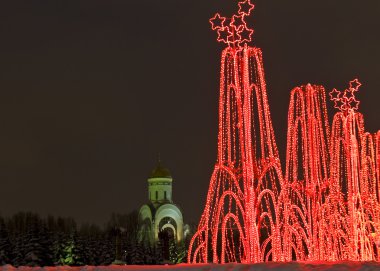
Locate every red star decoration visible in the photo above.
<box><xmin>210</xmin><ymin>13</ymin><xmax>226</xmax><ymax>30</ymax></box>
<box><xmin>329</xmin><ymin>88</ymin><xmax>341</xmax><ymax>101</ymax></box>
<box><xmin>334</xmin><ymin>99</ymin><xmax>347</xmax><ymax>111</ymax></box>
<box><xmin>343</xmin><ymin>89</ymin><xmax>355</xmax><ymax>100</ymax></box>
<box><xmin>238</xmin><ymin>26</ymin><xmax>254</xmax><ymax>43</ymax></box>
<box><xmin>347</xmin><ymin>97</ymin><xmax>360</xmax><ymax>111</ymax></box>
<box><xmin>209</xmin><ymin>0</ymin><xmax>256</xmax><ymax>46</ymax></box>
<box><xmin>238</xmin><ymin>0</ymin><xmax>254</xmax><ymax>16</ymax></box>
<box><xmin>224</xmin><ymin>17</ymin><xmax>232</xmax><ymax>28</ymax></box>
<box><xmin>349</xmin><ymin>78</ymin><xmax>361</xmax><ymax>91</ymax></box>
<box><xmin>330</xmin><ymin>79</ymin><xmax>362</xmax><ymax>113</ymax></box>
<box><xmin>217</xmin><ymin>27</ymin><xmax>230</xmax><ymax>44</ymax></box>
<box><xmin>227</xmin><ymin>27</ymin><xmax>241</xmax><ymax>45</ymax></box>
<box><xmin>230</xmin><ymin>14</ymin><xmax>245</xmax><ymax>31</ymax></box>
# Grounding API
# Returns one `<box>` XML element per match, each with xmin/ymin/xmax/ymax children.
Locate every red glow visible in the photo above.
<box><xmin>188</xmin><ymin>1</ymin><xmax>380</xmax><ymax>264</ymax></box>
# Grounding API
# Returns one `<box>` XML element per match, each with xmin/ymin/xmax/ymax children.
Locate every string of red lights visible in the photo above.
<box><xmin>188</xmin><ymin>0</ymin><xmax>380</xmax><ymax>263</ymax></box>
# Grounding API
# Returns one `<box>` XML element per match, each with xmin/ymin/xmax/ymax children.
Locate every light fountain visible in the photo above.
<box><xmin>188</xmin><ymin>0</ymin><xmax>380</xmax><ymax>263</ymax></box>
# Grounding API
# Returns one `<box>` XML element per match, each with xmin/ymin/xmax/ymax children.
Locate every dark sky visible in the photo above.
<box><xmin>0</xmin><ymin>0</ymin><xmax>379</xmax><ymax>226</ymax></box>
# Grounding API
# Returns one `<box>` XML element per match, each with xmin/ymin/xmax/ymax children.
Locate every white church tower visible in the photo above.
<box><xmin>138</xmin><ymin>160</ymin><xmax>184</xmax><ymax>246</ymax></box>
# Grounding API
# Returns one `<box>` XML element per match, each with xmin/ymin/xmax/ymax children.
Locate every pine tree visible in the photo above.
<box><xmin>71</xmin><ymin>232</ymin><xmax>85</xmax><ymax>266</ymax></box>
<box><xmin>61</xmin><ymin>237</ymin><xmax>75</xmax><ymax>265</ymax></box>
<box><xmin>153</xmin><ymin>240</ymin><xmax>164</xmax><ymax>264</ymax></box>
<box><xmin>8</xmin><ymin>212</ymin><xmax>27</xmax><ymax>266</ymax></box>
<box><xmin>169</xmin><ymin>241</ymin><xmax>186</xmax><ymax>264</ymax></box>
<box><xmin>79</xmin><ymin>222</ymin><xmax>103</xmax><ymax>265</ymax></box>
<box><xmin>0</xmin><ymin>218</ymin><xmax>13</xmax><ymax>265</ymax></box>
<box><xmin>141</xmin><ymin>244</ymin><xmax>156</xmax><ymax>265</ymax></box>
<box><xmin>127</xmin><ymin>241</ymin><xmax>144</xmax><ymax>265</ymax></box>
<box><xmin>53</xmin><ymin>231</ymin><xmax>68</xmax><ymax>265</ymax></box>
<box><xmin>56</xmin><ymin>230</ymin><xmax>86</xmax><ymax>266</ymax></box>
<box><xmin>23</xmin><ymin>216</ymin><xmax>53</xmax><ymax>266</ymax></box>
<box><xmin>80</xmin><ymin>235</ymin><xmax>93</xmax><ymax>265</ymax></box>
<box><xmin>98</xmin><ymin>235</ymin><xmax>114</xmax><ymax>265</ymax></box>
<box><xmin>12</xmin><ymin>234</ymin><xmax>26</xmax><ymax>267</ymax></box>
<box><xmin>91</xmin><ymin>238</ymin><xmax>104</xmax><ymax>265</ymax></box>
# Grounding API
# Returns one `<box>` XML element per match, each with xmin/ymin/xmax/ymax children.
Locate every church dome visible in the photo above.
<box><xmin>150</xmin><ymin>162</ymin><xmax>172</xmax><ymax>178</ymax></box>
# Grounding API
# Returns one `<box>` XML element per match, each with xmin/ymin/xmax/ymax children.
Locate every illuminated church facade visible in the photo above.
<box><xmin>138</xmin><ymin>161</ymin><xmax>185</xmax><ymax>246</ymax></box>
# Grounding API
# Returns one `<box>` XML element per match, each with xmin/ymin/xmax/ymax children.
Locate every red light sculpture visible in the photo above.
<box><xmin>189</xmin><ymin>0</ymin><xmax>283</xmax><ymax>263</ymax></box>
<box><xmin>282</xmin><ymin>84</ymin><xmax>331</xmax><ymax>261</ymax></box>
<box><xmin>188</xmin><ymin>0</ymin><xmax>380</xmax><ymax>263</ymax></box>
<box><xmin>327</xmin><ymin>80</ymin><xmax>380</xmax><ymax>260</ymax></box>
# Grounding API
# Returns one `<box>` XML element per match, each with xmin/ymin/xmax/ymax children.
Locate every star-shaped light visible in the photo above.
<box><xmin>209</xmin><ymin>0</ymin><xmax>255</xmax><ymax>47</ymax></box>
<box><xmin>347</xmin><ymin>97</ymin><xmax>360</xmax><ymax>111</ymax></box>
<box><xmin>238</xmin><ymin>26</ymin><xmax>254</xmax><ymax>43</ymax></box>
<box><xmin>230</xmin><ymin>14</ymin><xmax>245</xmax><ymax>31</ymax></box>
<box><xmin>330</xmin><ymin>79</ymin><xmax>362</xmax><ymax>113</ymax></box>
<box><xmin>333</xmin><ymin>98</ymin><xmax>347</xmax><ymax>111</ymax></box>
<box><xmin>349</xmin><ymin>78</ymin><xmax>361</xmax><ymax>91</ymax></box>
<box><xmin>343</xmin><ymin>89</ymin><xmax>355</xmax><ymax>100</ymax></box>
<box><xmin>238</xmin><ymin>0</ymin><xmax>255</xmax><ymax>16</ymax></box>
<box><xmin>217</xmin><ymin>27</ymin><xmax>230</xmax><ymax>44</ymax></box>
<box><xmin>329</xmin><ymin>88</ymin><xmax>341</xmax><ymax>101</ymax></box>
<box><xmin>210</xmin><ymin>13</ymin><xmax>226</xmax><ymax>30</ymax></box>
<box><xmin>227</xmin><ymin>27</ymin><xmax>241</xmax><ymax>45</ymax></box>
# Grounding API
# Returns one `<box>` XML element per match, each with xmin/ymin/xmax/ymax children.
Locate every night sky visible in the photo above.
<box><xmin>0</xmin><ymin>0</ymin><xmax>379</xmax><ymax>226</ymax></box>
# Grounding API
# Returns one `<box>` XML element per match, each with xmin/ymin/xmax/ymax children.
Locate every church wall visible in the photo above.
<box><xmin>148</xmin><ymin>177</ymin><xmax>173</xmax><ymax>203</ymax></box>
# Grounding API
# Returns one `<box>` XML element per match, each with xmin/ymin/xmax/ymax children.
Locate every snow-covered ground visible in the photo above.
<box><xmin>2</xmin><ymin>262</ymin><xmax>380</xmax><ymax>271</ymax></box>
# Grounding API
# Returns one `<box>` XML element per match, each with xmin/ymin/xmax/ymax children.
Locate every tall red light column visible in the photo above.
<box><xmin>188</xmin><ymin>1</ymin><xmax>283</xmax><ymax>263</ymax></box>
<box><xmin>282</xmin><ymin>84</ymin><xmax>331</xmax><ymax>261</ymax></box>
<box><xmin>329</xmin><ymin>82</ymin><xmax>380</xmax><ymax>260</ymax></box>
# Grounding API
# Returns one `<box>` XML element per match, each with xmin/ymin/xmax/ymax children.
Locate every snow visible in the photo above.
<box><xmin>1</xmin><ymin>262</ymin><xmax>380</xmax><ymax>271</ymax></box>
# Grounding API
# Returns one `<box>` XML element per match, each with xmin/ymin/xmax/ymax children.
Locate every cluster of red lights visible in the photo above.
<box><xmin>329</xmin><ymin>79</ymin><xmax>361</xmax><ymax>112</ymax></box>
<box><xmin>188</xmin><ymin>1</ymin><xmax>380</xmax><ymax>264</ymax></box>
<box><xmin>209</xmin><ymin>0</ymin><xmax>255</xmax><ymax>46</ymax></box>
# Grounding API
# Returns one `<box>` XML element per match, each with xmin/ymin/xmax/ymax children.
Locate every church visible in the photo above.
<box><xmin>138</xmin><ymin>160</ymin><xmax>185</xmax><ymax>247</ymax></box>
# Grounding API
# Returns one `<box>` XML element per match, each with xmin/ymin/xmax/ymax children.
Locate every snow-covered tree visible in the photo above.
<box><xmin>169</xmin><ymin>240</ymin><xmax>186</xmax><ymax>264</ymax></box>
<box><xmin>23</xmin><ymin>216</ymin><xmax>53</xmax><ymax>266</ymax></box>
<box><xmin>0</xmin><ymin>218</ymin><xmax>13</xmax><ymax>265</ymax></box>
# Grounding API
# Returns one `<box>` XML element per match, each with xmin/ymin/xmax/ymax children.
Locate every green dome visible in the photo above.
<box><xmin>150</xmin><ymin>162</ymin><xmax>172</xmax><ymax>178</ymax></box>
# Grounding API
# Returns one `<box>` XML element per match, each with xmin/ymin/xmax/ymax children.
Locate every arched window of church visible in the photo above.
<box><xmin>156</xmin><ymin>191</ymin><xmax>158</xmax><ymax>200</ymax></box>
